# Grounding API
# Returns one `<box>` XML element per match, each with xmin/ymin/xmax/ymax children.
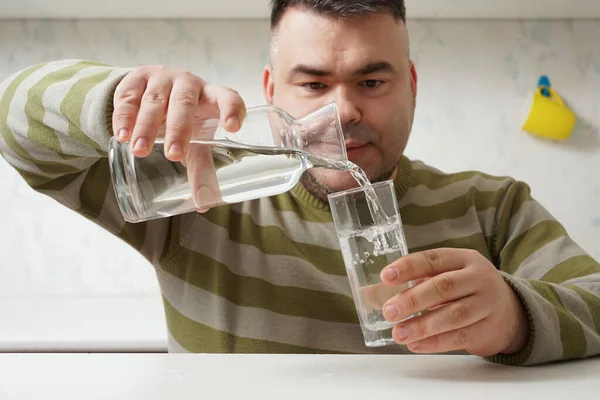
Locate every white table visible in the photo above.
<box><xmin>1</xmin><ymin>353</ymin><xmax>599</xmax><ymax>399</ymax></box>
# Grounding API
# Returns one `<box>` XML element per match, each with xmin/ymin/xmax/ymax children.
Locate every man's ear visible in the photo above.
<box><xmin>263</xmin><ymin>64</ymin><xmax>275</xmax><ymax>105</ymax></box>
<box><xmin>409</xmin><ymin>60</ymin><xmax>418</xmax><ymax>100</ymax></box>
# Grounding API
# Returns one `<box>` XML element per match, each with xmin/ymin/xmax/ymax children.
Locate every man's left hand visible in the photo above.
<box><xmin>380</xmin><ymin>248</ymin><xmax>530</xmax><ymax>357</ymax></box>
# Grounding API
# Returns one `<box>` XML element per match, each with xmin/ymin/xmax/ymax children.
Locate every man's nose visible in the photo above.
<box><xmin>331</xmin><ymin>87</ymin><xmax>361</xmax><ymax>126</ymax></box>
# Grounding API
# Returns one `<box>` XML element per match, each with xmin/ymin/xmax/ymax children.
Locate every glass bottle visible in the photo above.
<box><xmin>108</xmin><ymin>102</ymin><xmax>348</xmax><ymax>223</ymax></box>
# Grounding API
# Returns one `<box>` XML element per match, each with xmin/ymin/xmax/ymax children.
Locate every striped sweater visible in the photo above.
<box><xmin>1</xmin><ymin>60</ymin><xmax>599</xmax><ymax>366</ymax></box>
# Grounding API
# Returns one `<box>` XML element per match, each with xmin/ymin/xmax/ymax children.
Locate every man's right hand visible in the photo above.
<box><xmin>111</xmin><ymin>66</ymin><xmax>247</xmax><ymax>211</ymax></box>
<box><xmin>112</xmin><ymin>65</ymin><xmax>247</xmax><ymax>162</ymax></box>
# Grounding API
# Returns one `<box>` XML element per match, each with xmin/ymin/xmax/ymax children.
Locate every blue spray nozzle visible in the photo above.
<box><xmin>537</xmin><ymin>75</ymin><xmax>551</xmax><ymax>97</ymax></box>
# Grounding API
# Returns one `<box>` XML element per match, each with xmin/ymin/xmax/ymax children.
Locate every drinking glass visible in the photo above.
<box><xmin>328</xmin><ymin>180</ymin><xmax>419</xmax><ymax>347</ymax></box>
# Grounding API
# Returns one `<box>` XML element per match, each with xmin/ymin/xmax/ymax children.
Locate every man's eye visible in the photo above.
<box><xmin>302</xmin><ymin>82</ymin><xmax>327</xmax><ymax>91</ymax></box>
<box><xmin>360</xmin><ymin>80</ymin><xmax>384</xmax><ymax>89</ymax></box>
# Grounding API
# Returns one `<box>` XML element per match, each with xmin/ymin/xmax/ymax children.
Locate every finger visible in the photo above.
<box><xmin>164</xmin><ymin>77</ymin><xmax>202</xmax><ymax>162</ymax></box>
<box><xmin>130</xmin><ymin>76</ymin><xmax>173</xmax><ymax>157</ymax></box>
<box><xmin>200</xmin><ymin>85</ymin><xmax>247</xmax><ymax>133</ymax></box>
<box><xmin>405</xmin><ymin>318</ymin><xmax>488</xmax><ymax>355</ymax></box>
<box><xmin>112</xmin><ymin>72</ymin><xmax>147</xmax><ymax>142</ymax></box>
<box><xmin>381</xmin><ymin>248</ymin><xmax>475</xmax><ymax>286</ymax></box>
<box><xmin>360</xmin><ymin>282</ymin><xmax>408</xmax><ymax>310</ymax></box>
<box><xmin>391</xmin><ymin>296</ymin><xmax>488</xmax><ymax>347</ymax></box>
<box><xmin>382</xmin><ymin>269</ymin><xmax>474</xmax><ymax>322</ymax></box>
<box><xmin>185</xmin><ymin>144</ymin><xmax>223</xmax><ymax>210</ymax></box>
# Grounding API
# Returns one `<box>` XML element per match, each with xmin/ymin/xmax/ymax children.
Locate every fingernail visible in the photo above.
<box><xmin>383</xmin><ymin>267</ymin><xmax>398</xmax><ymax>281</ymax></box>
<box><xmin>226</xmin><ymin>116</ymin><xmax>239</xmax><ymax>130</ymax></box>
<box><xmin>195</xmin><ymin>187</ymin><xmax>220</xmax><ymax>209</ymax></box>
<box><xmin>117</xmin><ymin>128</ymin><xmax>129</xmax><ymax>139</ymax></box>
<box><xmin>168</xmin><ymin>143</ymin><xmax>182</xmax><ymax>156</ymax></box>
<box><xmin>384</xmin><ymin>304</ymin><xmax>398</xmax><ymax>320</ymax></box>
<box><xmin>408</xmin><ymin>342</ymin><xmax>419</xmax><ymax>351</ymax></box>
<box><xmin>118</xmin><ymin>128</ymin><xmax>129</xmax><ymax>139</ymax></box>
<box><xmin>396</xmin><ymin>326</ymin><xmax>411</xmax><ymax>340</ymax></box>
<box><xmin>133</xmin><ymin>138</ymin><xmax>148</xmax><ymax>152</ymax></box>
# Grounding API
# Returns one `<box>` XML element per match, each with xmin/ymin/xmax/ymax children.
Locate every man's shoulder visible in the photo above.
<box><xmin>407</xmin><ymin>157</ymin><xmax>521</xmax><ymax>193</ymax></box>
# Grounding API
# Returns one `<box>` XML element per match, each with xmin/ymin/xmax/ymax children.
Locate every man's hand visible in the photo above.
<box><xmin>380</xmin><ymin>248</ymin><xmax>530</xmax><ymax>357</ymax></box>
<box><xmin>111</xmin><ymin>65</ymin><xmax>247</xmax><ymax>210</ymax></box>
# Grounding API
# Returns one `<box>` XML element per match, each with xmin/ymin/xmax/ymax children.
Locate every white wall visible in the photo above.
<box><xmin>0</xmin><ymin>19</ymin><xmax>598</xmax><ymax>350</ymax></box>
<box><xmin>2</xmin><ymin>0</ymin><xmax>600</xmax><ymax>19</ymax></box>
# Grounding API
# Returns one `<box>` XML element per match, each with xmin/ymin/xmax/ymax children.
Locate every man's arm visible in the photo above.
<box><xmin>0</xmin><ymin>60</ymin><xmax>172</xmax><ymax>265</ymax></box>
<box><xmin>487</xmin><ymin>180</ymin><xmax>600</xmax><ymax>366</ymax></box>
<box><xmin>378</xmin><ymin>176</ymin><xmax>599</xmax><ymax>366</ymax></box>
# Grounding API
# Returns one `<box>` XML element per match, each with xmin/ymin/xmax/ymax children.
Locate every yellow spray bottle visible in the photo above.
<box><xmin>522</xmin><ymin>75</ymin><xmax>576</xmax><ymax>140</ymax></box>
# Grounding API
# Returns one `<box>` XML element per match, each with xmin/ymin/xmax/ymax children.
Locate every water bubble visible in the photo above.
<box><xmin>373</xmin><ymin>244</ymin><xmax>381</xmax><ymax>256</ymax></box>
<box><xmin>364</xmin><ymin>252</ymin><xmax>370</xmax><ymax>258</ymax></box>
<box><xmin>360</xmin><ymin>259</ymin><xmax>366</xmax><ymax>264</ymax></box>
<box><xmin>370</xmin><ymin>260</ymin><xmax>375</xmax><ymax>264</ymax></box>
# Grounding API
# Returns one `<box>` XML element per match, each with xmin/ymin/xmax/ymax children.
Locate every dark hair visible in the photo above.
<box><xmin>270</xmin><ymin>0</ymin><xmax>406</xmax><ymax>30</ymax></box>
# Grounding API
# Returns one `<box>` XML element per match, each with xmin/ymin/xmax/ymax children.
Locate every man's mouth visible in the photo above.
<box><xmin>345</xmin><ymin>141</ymin><xmax>369</xmax><ymax>159</ymax></box>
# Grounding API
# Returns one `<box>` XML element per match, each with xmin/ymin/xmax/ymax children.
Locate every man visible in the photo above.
<box><xmin>0</xmin><ymin>0</ymin><xmax>599</xmax><ymax>366</ymax></box>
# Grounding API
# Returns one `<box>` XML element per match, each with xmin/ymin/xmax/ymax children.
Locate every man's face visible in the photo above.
<box><xmin>263</xmin><ymin>7</ymin><xmax>417</xmax><ymax>198</ymax></box>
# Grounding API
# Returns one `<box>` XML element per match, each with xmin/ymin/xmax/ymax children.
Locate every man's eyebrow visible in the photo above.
<box><xmin>287</xmin><ymin>62</ymin><xmax>395</xmax><ymax>80</ymax></box>
<box><xmin>288</xmin><ymin>64</ymin><xmax>332</xmax><ymax>79</ymax></box>
<box><xmin>353</xmin><ymin>62</ymin><xmax>395</xmax><ymax>76</ymax></box>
